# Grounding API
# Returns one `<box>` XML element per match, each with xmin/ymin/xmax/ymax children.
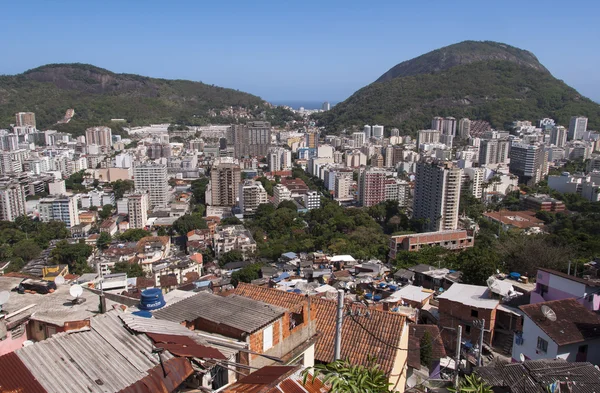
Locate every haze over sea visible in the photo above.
<box><xmin>270</xmin><ymin>101</ymin><xmax>337</xmax><ymax>110</ymax></box>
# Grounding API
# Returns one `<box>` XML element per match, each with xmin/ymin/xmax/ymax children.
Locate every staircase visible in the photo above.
<box><xmin>493</xmin><ymin>332</ymin><xmax>514</xmax><ymax>356</ymax></box>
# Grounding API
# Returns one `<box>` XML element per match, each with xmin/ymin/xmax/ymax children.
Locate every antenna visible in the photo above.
<box><xmin>55</xmin><ymin>276</ymin><xmax>65</xmax><ymax>286</ymax></box>
<box><xmin>0</xmin><ymin>291</ymin><xmax>9</xmax><ymax>312</ymax></box>
<box><xmin>69</xmin><ymin>285</ymin><xmax>85</xmax><ymax>305</ymax></box>
<box><xmin>519</xmin><ymin>353</ymin><xmax>525</xmax><ymax>362</ymax></box>
<box><xmin>541</xmin><ymin>305</ymin><xmax>557</xmax><ymax>322</ymax></box>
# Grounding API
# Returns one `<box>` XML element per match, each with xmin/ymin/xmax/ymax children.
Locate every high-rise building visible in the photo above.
<box><xmin>372</xmin><ymin>153</ymin><xmax>384</xmax><ymax>168</ymax></box>
<box><xmin>431</xmin><ymin>117</ymin><xmax>444</xmax><ymax>131</ymax></box>
<box><xmin>39</xmin><ymin>195</ymin><xmax>80</xmax><ymax>228</ymax></box>
<box><xmin>390</xmin><ymin>128</ymin><xmax>400</xmax><ymax>137</ymax></box>
<box><xmin>303</xmin><ymin>190</ymin><xmax>320</xmax><ymax>210</ymax></box>
<box><xmin>509</xmin><ymin>142</ymin><xmax>548</xmax><ymax>186</ymax></box>
<box><xmin>268</xmin><ymin>147</ymin><xmax>292</xmax><ymax>172</ymax></box>
<box><xmin>418</xmin><ymin>130</ymin><xmax>441</xmax><ymax>145</ymax></box>
<box><xmin>305</xmin><ymin>131</ymin><xmax>319</xmax><ymax>149</ymax></box>
<box><xmin>239</xmin><ymin>180</ymin><xmax>267</xmax><ymax>215</ymax></box>
<box><xmin>134</xmin><ymin>163</ymin><xmax>168</xmax><ymax>208</ymax></box>
<box><xmin>372</xmin><ymin>125</ymin><xmax>384</xmax><ymax>139</ymax></box>
<box><xmin>442</xmin><ymin>117</ymin><xmax>457</xmax><ymax>136</ymax></box>
<box><xmin>0</xmin><ymin>183</ymin><xmax>26</xmax><ymax>221</ymax></box>
<box><xmin>568</xmin><ymin>116</ymin><xmax>588</xmax><ymax>140</ymax></box>
<box><xmin>273</xmin><ymin>184</ymin><xmax>292</xmax><ymax>207</ymax></box>
<box><xmin>127</xmin><ymin>192</ymin><xmax>149</xmax><ymax>229</ymax></box>
<box><xmin>384</xmin><ymin>178</ymin><xmax>410</xmax><ymax>207</ymax></box>
<box><xmin>358</xmin><ymin>168</ymin><xmax>386</xmax><ymax>207</ymax></box>
<box><xmin>232</xmin><ymin>121</ymin><xmax>271</xmax><ymax>158</ymax></box>
<box><xmin>85</xmin><ymin>126</ymin><xmax>113</xmax><ymax>147</ymax></box>
<box><xmin>458</xmin><ymin>118</ymin><xmax>471</xmax><ymax>139</ymax></box>
<box><xmin>363</xmin><ymin>125</ymin><xmax>372</xmax><ymax>139</ymax></box>
<box><xmin>322</xmin><ymin>102</ymin><xmax>331</xmax><ymax>111</ymax></box>
<box><xmin>147</xmin><ymin>142</ymin><xmax>172</xmax><ymax>159</ymax></box>
<box><xmin>550</xmin><ymin>126</ymin><xmax>568</xmax><ymax>147</ymax></box>
<box><xmin>478</xmin><ymin>139</ymin><xmax>510</xmax><ymax>165</ymax></box>
<box><xmin>209</xmin><ymin>158</ymin><xmax>241</xmax><ymax>207</ymax></box>
<box><xmin>15</xmin><ymin>112</ymin><xmax>36</xmax><ymax>128</ymax></box>
<box><xmin>463</xmin><ymin>167</ymin><xmax>485</xmax><ymax>199</ymax></box>
<box><xmin>413</xmin><ymin>161</ymin><xmax>462</xmax><ymax>232</ymax></box>
<box><xmin>334</xmin><ymin>174</ymin><xmax>351</xmax><ymax>200</ymax></box>
<box><xmin>352</xmin><ymin>132</ymin><xmax>366</xmax><ymax>147</ymax></box>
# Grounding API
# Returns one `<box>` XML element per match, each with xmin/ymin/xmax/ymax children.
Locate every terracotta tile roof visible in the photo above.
<box><xmin>222</xmin><ymin>365</ymin><xmax>331</xmax><ymax>393</ymax></box>
<box><xmin>190</xmin><ymin>253</ymin><xmax>203</xmax><ymax>264</ymax></box>
<box><xmin>233</xmin><ymin>283</ymin><xmax>406</xmax><ymax>374</ymax></box>
<box><xmin>520</xmin><ymin>298</ymin><xmax>600</xmax><ymax>346</ymax></box>
<box><xmin>408</xmin><ymin>324</ymin><xmax>446</xmax><ymax>369</ymax></box>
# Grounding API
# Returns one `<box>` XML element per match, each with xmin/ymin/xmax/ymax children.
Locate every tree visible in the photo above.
<box><xmin>111</xmin><ymin>180</ymin><xmax>135</xmax><ymax>199</ymax></box>
<box><xmin>219</xmin><ymin>250</ymin><xmax>244</xmax><ymax>266</ymax></box>
<box><xmin>50</xmin><ymin>241</ymin><xmax>93</xmax><ymax>274</ymax></box>
<box><xmin>452</xmin><ymin>247</ymin><xmax>499</xmax><ymax>286</ymax></box>
<box><xmin>99</xmin><ymin>204</ymin><xmax>113</xmax><ymax>220</ymax></box>
<box><xmin>449</xmin><ymin>374</ymin><xmax>493</xmax><ymax>393</ymax></box>
<box><xmin>173</xmin><ymin>214</ymin><xmax>207</xmax><ymax>236</ymax></box>
<box><xmin>420</xmin><ymin>330</ymin><xmax>433</xmax><ymax>368</ymax></box>
<box><xmin>302</xmin><ymin>357</ymin><xmax>391</xmax><ymax>393</ymax></box>
<box><xmin>220</xmin><ymin>216</ymin><xmax>242</xmax><ymax>225</ymax></box>
<box><xmin>112</xmin><ymin>261</ymin><xmax>145</xmax><ymax>277</ymax></box>
<box><xmin>96</xmin><ymin>232</ymin><xmax>112</xmax><ymax>250</ymax></box>
<box><xmin>157</xmin><ymin>227</ymin><xmax>167</xmax><ymax>236</ymax></box>
<box><xmin>231</xmin><ymin>263</ymin><xmax>262</xmax><ymax>287</ymax></box>
<box><xmin>190</xmin><ymin>178</ymin><xmax>210</xmax><ymax>204</ymax></box>
<box><xmin>277</xmin><ymin>200</ymin><xmax>297</xmax><ymax>211</ymax></box>
<box><xmin>118</xmin><ymin>229</ymin><xmax>151</xmax><ymax>242</ymax></box>
<box><xmin>12</xmin><ymin>239</ymin><xmax>42</xmax><ymax>262</ymax></box>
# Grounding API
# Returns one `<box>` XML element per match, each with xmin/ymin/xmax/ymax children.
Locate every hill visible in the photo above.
<box><xmin>0</xmin><ymin>63</ymin><xmax>283</xmax><ymax>134</ymax></box>
<box><xmin>314</xmin><ymin>41</ymin><xmax>600</xmax><ymax>133</ymax></box>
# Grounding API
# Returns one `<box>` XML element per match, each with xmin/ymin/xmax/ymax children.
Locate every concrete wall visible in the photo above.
<box><xmin>512</xmin><ymin>314</ymin><xmax>558</xmax><ymax>361</ymax></box>
<box><xmin>389</xmin><ymin>322</ymin><xmax>409</xmax><ymax>393</ymax></box>
<box><xmin>0</xmin><ymin>322</ymin><xmax>28</xmax><ymax>355</ymax></box>
<box><xmin>531</xmin><ymin>270</ymin><xmax>599</xmax><ymax>311</ymax></box>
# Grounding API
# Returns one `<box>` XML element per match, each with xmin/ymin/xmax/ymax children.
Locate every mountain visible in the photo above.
<box><xmin>315</xmin><ymin>41</ymin><xmax>600</xmax><ymax>133</ymax></box>
<box><xmin>0</xmin><ymin>63</ymin><xmax>271</xmax><ymax>133</ymax></box>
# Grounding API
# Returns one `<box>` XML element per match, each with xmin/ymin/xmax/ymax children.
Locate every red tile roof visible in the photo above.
<box><xmin>408</xmin><ymin>324</ymin><xmax>447</xmax><ymax>369</ymax></box>
<box><xmin>0</xmin><ymin>352</ymin><xmax>46</xmax><ymax>393</ymax></box>
<box><xmin>233</xmin><ymin>283</ymin><xmax>406</xmax><ymax>374</ymax></box>
<box><xmin>520</xmin><ymin>298</ymin><xmax>600</xmax><ymax>346</ymax></box>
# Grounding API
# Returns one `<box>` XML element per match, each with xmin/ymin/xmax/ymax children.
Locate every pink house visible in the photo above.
<box><xmin>530</xmin><ymin>268</ymin><xmax>600</xmax><ymax>311</ymax></box>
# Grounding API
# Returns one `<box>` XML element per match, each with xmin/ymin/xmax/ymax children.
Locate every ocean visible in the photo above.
<box><xmin>269</xmin><ymin>101</ymin><xmax>337</xmax><ymax>110</ymax></box>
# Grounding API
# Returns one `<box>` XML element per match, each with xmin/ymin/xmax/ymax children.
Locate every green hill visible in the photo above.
<box><xmin>0</xmin><ymin>63</ymin><xmax>272</xmax><ymax>134</ymax></box>
<box><xmin>315</xmin><ymin>41</ymin><xmax>600</xmax><ymax>133</ymax></box>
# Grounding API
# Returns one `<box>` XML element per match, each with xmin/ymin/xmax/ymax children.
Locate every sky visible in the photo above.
<box><xmin>1</xmin><ymin>0</ymin><xmax>599</xmax><ymax>103</ymax></box>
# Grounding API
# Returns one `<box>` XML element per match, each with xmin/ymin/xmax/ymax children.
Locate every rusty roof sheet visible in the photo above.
<box><xmin>0</xmin><ymin>352</ymin><xmax>46</xmax><ymax>393</ymax></box>
<box><xmin>146</xmin><ymin>332</ymin><xmax>227</xmax><ymax>360</ymax></box>
<box><xmin>118</xmin><ymin>357</ymin><xmax>193</xmax><ymax>393</ymax></box>
<box><xmin>223</xmin><ymin>366</ymin><xmax>331</xmax><ymax>393</ymax></box>
<box><xmin>233</xmin><ymin>283</ymin><xmax>406</xmax><ymax>375</ymax></box>
<box><xmin>239</xmin><ymin>366</ymin><xmax>297</xmax><ymax>384</ymax></box>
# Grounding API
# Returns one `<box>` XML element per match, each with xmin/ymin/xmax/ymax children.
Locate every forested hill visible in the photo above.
<box><xmin>0</xmin><ymin>63</ymin><xmax>271</xmax><ymax>133</ymax></box>
<box><xmin>314</xmin><ymin>41</ymin><xmax>600</xmax><ymax>133</ymax></box>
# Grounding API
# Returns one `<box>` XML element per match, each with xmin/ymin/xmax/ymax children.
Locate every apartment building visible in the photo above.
<box><xmin>232</xmin><ymin>121</ymin><xmax>271</xmax><ymax>158</ymax></box>
<box><xmin>38</xmin><ymin>195</ymin><xmax>80</xmax><ymax>228</ymax></box>
<box><xmin>213</xmin><ymin>225</ymin><xmax>257</xmax><ymax>259</ymax></box>
<box><xmin>239</xmin><ymin>180</ymin><xmax>268</xmax><ymax>216</ymax></box>
<box><xmin>0</xmin><ymin>182</ymin><xmax>26</xmax><ymax>221</ymax></box>
<box><xmin>509</xmin><ymin>142</ymin><xmax>548</xmax><ymax>186</ymax></box>
<box><xmin>15</xmin><ymin>112</ymin><xmax>36</xmax><ymax>128</ymax></box>
<box><xmin>273</xmin><ymin>184</ymin><xmax>292</xmax><ymax>207</ymax></box>
<box><xmin>85</xmin><ymin>126</ymin><xmax>112</xmax><ymax>147</ymax></box>
<box><xmin>134</xmin><ymin>163</ymin><xmax>168</xmax><ymax>208</ymax></box>
<box><xmin>303</xmin><ymin>190</ymin><xmax>320</xmax><ymax>210</ymax></box>
<box><xmin>209</xmin><ymin>158</ymin><xmax>241</xmax><ymax>207</ymax></box>
<box><xmin>127</xmin><ymin>192</ymin><xmax>149</xmax><ymax>229</ymax></box>
<box><xmin>358</xmin><ymin>168</ymin><xmax>386</xmax><ymax>207</ymax></box>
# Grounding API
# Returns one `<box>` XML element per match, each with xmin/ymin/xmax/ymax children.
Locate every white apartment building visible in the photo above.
<box><xmin>273</xmin><ymin>184</ymin><xmax>292</xmax><ymax>207</ymax></box>
<box><xmin>134</xmin><ymin>163</ymin><xmax>168</xmax><ymax>208</ymax></box>
<box><xmin>213</xmin><ymin>225</ymin><xmax>257</xmax><ymax>260</ymax></box>
<box><xmin>372</xmin><ymin>125</ymin><xmax>384</xmax><ymax>139</ymax></box>
<box><xmin>352</xmin><ymin>132</ymin><xmax>366</xmax><ymax>147</ymax></box>
<box><xmin>38</xmin><ymin>195</ymin><xmax>80</xmax><ymax>228</ymax></box>
<box><xmin>384</xmin><ymin>178</ymin><xmax>410</xmax><ymax>207</ymax></box>
<box><xmin>239</xmin><ymin>180</ymin><xmax>268</xmax><ymax>216</ymax></box>
<box><xmin>48</xmin><ymin>180</ymin><xmax>66</xmax><ymax>195</ymax></box>
<box><xmin>127</xmin><ymin>192</ymin><xmax>149</xmax><ymax>229</ymax></box>
<box><xmin>268</xmin><ymin>147</ymin><xmax>292</xmax><ymax>172</ymax></box>
<box><xmin>0</xmin><ymin>183</ymin><xmax>26</xmax><ymax>221</ymax></box>
<box><xmin>303</xmin><ymin>190</ymin><xmax>320</xmax><ymax>210</ymax></box>
<box><xmin>464</xmin><ymin>167</ymin><xmax>486</xmax><ymax>198</ymax></box>
<box><xmin>334</xmin><ymin>174</ymin><xmax>352</xmax><ymax>200</ymax></box>
<box><xmin>85</xmin><ymin>126</ymin><xmax>112</xmax><ymax>147</ymax></box>
<box><xmin>568</xmin><ymin>116</ymin><xmax>588</xmax><ymax>140</ymax></box>
<box><xmin>81</xmin><ymin>190</ymin><xmax>115</xmax><ymax>209</ymax></box>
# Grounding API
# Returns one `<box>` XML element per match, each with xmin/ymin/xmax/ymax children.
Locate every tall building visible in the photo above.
<box><xmin>458</xmin><ymin>118</ymin><xmax>471</xmax><ymax>139</ymax></box>
<box><xmin>363</xmin><ymin>125</ymin><xmax>372</xmax><ymax>139</ymax></box>
<box><xmin>334</xmin><ymin>174</ymin><xmax>351</xmax><ymax>199</ymax></box>
<box><xmin>209</xmin><ymin>158</ymin><xmax>241</xmax><ymax>207</ymax></box>
<box><xmin>568</xmin><ymin>116</ymin><xmax>588</xmax><ymax>141</ymax></box>
<box><xmin>372</xmin><ymin>125</ymin><xmax>384</xmax><ymax>139</ymax></box>
<box><xmin>303</xmin><ymin>190</ymin><xmax>320</xmax><ymax>210</ymax></box>
<box><xmin>464</xmin><ymin>167</ymin><xmax>486</xmax><ymax>199</ymax></box>
<box><xmin>321</xmin><ymin>102</ymin><xmax>330</xmax><ymax>111</ymax></box>
<box><xmin>0</xmin><ymin>183</ymin><xmax>26</xmax><ymax>221</ymax></box>
<box><xmin>239</xmin><ymin>180</ymin><xmax>268</xmax><ymax>215</ymax></box>
<box><xmin>509</xmin><ymin>142</ymin><xmax>548</xmax><ymax>186</ymax></box>
<box><xmin>232</xmin><ymin>121</ymin><xmax>271</xmax><ymax>158</ymax></box>
<box><xmin>85</xmin><ymin>126</ymin><xmax>113</xmax><ymax>147</ymax></box>
<box><xmin>413</xmin><ymin>161</ymin><xmax>462</xmax><ymax>232</ymax></box>
<box><xmin>273</xmin><ymin>184</ymin><xmax>292</xmax><ymax>207</ymax></box>
<box><xmin>431</xmin><ymin>117</ymin><xmax>444</xmax><ymax>131</ymax></box>
<box><xmin>479</xmin><ymin>139</ymin><xmax>510</xmax><ymax>165</ymax></box>
<box><xmin>268</xmin><ymin>147</ymin><xmax>292</xmax><ymax>172</ymax></box>
<box><xmin>38</xmin><ymin>195</ymin><xmax>80</xmax><ymax>228</ymax></box>
<box><xmin>442</xmin><ymin>117</ymin><xmax>457</xmax><ymax>136</ymax></box>
<box><xmin>358</xmin><ymin>168</ymin><xmax>386</xmax><ymax>207</ymax></box>
<box><xmin>15</xmin><ymin>112</ymin><xmax>36</xmax><ymax>128</ymax></box>
<box><xmin>352</xmin><ymin>132</ymin><xmax>366</xmax><ymax>147</ymax></box>
<box><xmin>146</xmin><ymin>142</ymin><xmax>172</xmax><ymax>159</ymax></box>
<box><xmin>133</xmin><ymin>163</ymin><xmax>168</xmax><ymax>207</ymax></box>
<box><xmin>418</xmin><ymin>130</ymin><xmax>441</xmax><ymax>145</ymax></box>
<box><xmin>550</xmin><ymin>126</ymin><xmax>568</xmax><ymax>147</ymax></box>
<box><xmin>127</xmin><ymin>192</ymin><xmax>149</xmax><ymax>229</ymax></box>
<box><xmin>384</xmin><ymin>178</ymin><xmax>410</xmax><ymax>207</ymax></box>
<box><xmin>305</xmin><ymin>131</ymin><xmax>319</xmax><ymax>149</ymax></box>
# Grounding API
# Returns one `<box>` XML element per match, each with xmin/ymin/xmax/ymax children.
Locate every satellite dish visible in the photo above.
<box><xmin>541</xmin><ymin>305</ymin><xmax>557</xmax><ymax>322</ymax></box>
<box><xmin>0</xmin><ymin>291</ymin><xmax>10</xmax><ymax>306</ymax></box>
<box><xmin>55</xmin><ymin>276</ymin><xmax>65</xmax><ymax>286</ymax></box>
<box><xmin>519</xmin><ymin>353</ymin><xmax>525</xmax><ymax>362</ymax></box>
<box><xmin>69</xmin><ymin>284</ymin><xmax>84</xmax><ymax>301</ymax></box>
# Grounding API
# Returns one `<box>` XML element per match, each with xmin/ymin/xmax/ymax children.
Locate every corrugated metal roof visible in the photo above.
<box><xmin>117</xmin><ymin>357</ymin><xmax>193</xmax><ymax>393</ymax></box>
<box><xmin>0</xmin><ymin>352</ymin><xmax>47</xmax><ymax>393</ymax></box>
<box><xmin>152</xmin><ymin>292</ymin><xmax>287</xmax><ymax>334</ymax></box>
<box><xmin>15</xmin><ymin>311</ymin><xmax>174</xmax><ymax>393</ymax></box>
<box><xmin>146</xmin><ymin>333</ymin><xmax>227</xmax><ymax>360</ymax></box>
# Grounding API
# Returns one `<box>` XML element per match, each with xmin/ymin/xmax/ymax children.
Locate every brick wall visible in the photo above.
<box><xmin>438</xmin><ymin>298</ymin><xmax>497</xmax><ymax>351</ymax></box>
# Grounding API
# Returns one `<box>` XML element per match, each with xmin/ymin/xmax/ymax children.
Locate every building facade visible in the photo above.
<box><xmin>239</xmin><ymin>180</ymin><xmax>268</xmax><ymax>216</ymax></box>
<box><xmin>133</xmin><ymin>163</ymin><xmax>168</xmax><ymax>207</ymax></box>
<box><xmin>85</xmin><ymin>126</ymin><xmax>112</xmax><ymax>147</ymax></box>
<box><xmin>209</xmin><ymin>158</ymin><xmax>241</xmax><ymax>207</ymax></box>
<box><xmin>509</xmin><ymin>143</ymin><xmax>548</xmax><ymax>186</ymax></box>
<box><xmin>127</xmin><ymin>192</ymin><xmax>149</xmax><ymax>229</ymax></box>
<box><xmin>232</xmin><ymin>121</ymin><xmax>271</xmax><ymax>158</ymax></box>
<box><xmin>358</xmin><ymin>168</ymin><xmax>386</xmax><ymax>207</ymax></box>
<box><xmin>38</xmin><ymin>195</ymin><xmax>80</xmax><ymax>228</ymax></box>
<box><xmin>0</xmin><ymin>183</ymin><xmax>26</xmax><ymax>221</ymax></box>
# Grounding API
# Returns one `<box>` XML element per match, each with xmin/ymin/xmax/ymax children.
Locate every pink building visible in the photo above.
<box><xmin>530</xmin><ymin>268</ymin><xmax>600</xmax><ymax>312</ymax></box>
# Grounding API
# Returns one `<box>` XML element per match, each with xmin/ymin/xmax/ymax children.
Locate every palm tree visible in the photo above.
<box><xmin>302</xmin><ymin>357</ymin><xmax>392</xmax><ymax>393</ymax></box>
<box><xmin>449</xmin><ymin>374</ymin><xmax>493</xmax><ymax>393</ymax></box>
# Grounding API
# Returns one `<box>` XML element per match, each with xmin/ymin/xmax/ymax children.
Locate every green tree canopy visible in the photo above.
<box><xmin>231</xmin><ymin>263</ymin><xmax>263</xmax><ymax>287</ymax></box>
<box><xmin>50</xmin><ymin>241</ymin><xmax>93</xmax><ymax>275</ymax></box>
<box><xmin>96</xmin><ymin>232</ymin><xmax>112</xmax><ymax>250</ymax></box>
<box><xmin>420</xmin><ymin>330</ymin><xmax>433</xmax><ymax>368</ymax></box>
<box><xmin>112</xmin><ymin>261</ymin><xmax>145</xmax><ymax>277</ymax></box>
<box><xmin>117</xmin><ymin>229</ymin><xmax>152</xmax><ymax>242</ymax></box>
<box><xmin>173</xmin><ymin>214</ymin><xmax>207</xmax><ymax>236</ymax></box>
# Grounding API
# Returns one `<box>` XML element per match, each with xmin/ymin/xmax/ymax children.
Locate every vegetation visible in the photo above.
<box><xmin>173</xmin><ymin>214</ymin><xmax>207</xmax><ymax>236</ymax></box>
<box><xmin>112</xmin><ymin>261</ymin><xmax>145</xmax><ymax>277</ymax></box>
<box><xmin>231</xmin><ymin>263</ymin><xmax>263</xmax><ymax>287</ymax></box>
<box><xmin>110</xmin><ymin>180</ymin><xmax>134</xmax><ymax>199</ymax></box>
<box><xmin>117</xmin><ymin>228</ymin><xmax>151</xmax><ymax>242</ymax></box>
<box><xmin>219</xmin><ymin>250</ymin><xmax>244</xmax><ymax>266</ymax></box>
<box><xmin>419</xmin><ymin>330</ymin><xmax>433</xmax><ymax>368</ymax></box>
<box><xmin>191</xmin><ymin>178</ymin><xmax>210</xmax><ymax>205</ymax></box>
<box><xmin>314</xmin><ymin>42</ymin><xmax>600</xmax><ymax>134</ymax></box>
<box><xmin>0</xmin><ymin>63</ymin><xmax>271</xmax><ymax>132</ymax></box>
<box><xmin>303</xmin><ymin>357</ymin><xmax>392</xmax><ymax>393</ymax></box>
<box><xmin>49</xmin><ymin>240</ymin><xmax>93</xmax><ymax>275</ymax></box>
<box><xmin>65</xmin><ymin>170</ymin><xmax>88</xmax><ymax>192</ymax></box>
<box><xmin>98</xmin><ymin>204</ymin><xmax>113</xmax><ymax>220</ymax></box>
<box><xmin>96</xmin><ymin>232</ymin><xmax>112</xmax><ymax>250</ymax></box>
<box><xmin>449</xmin><ymin>374</ymin><xmax>493</xmax><ymax>393</ymax></box>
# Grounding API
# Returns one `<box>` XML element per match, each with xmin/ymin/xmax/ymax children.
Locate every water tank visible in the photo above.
<box><xmin>139</xmin><ymin>288</ymin><xmax>166</xmax><ymax>310</ymax></box>
<box><xmin>132</xmin><ymin>310</ymin><xmax>154</xmax><ymax>318</ymax></box>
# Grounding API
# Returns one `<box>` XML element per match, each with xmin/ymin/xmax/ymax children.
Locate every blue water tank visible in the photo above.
<box><xmin>139</xmin><ymin>288</ymin><xmax>166</xmax><ymax>310</ymax></box>
<box><xmin>374</xmin><ymin>295</ymin><xmax>382</xmax><ymax>301</ymax></box>
<box><xmin>364</xmin><ymin>293</ymin><xmax>373</xmax><ymax>299</ymax></box>
<box><xmin>132</xmin><ymin>310</ymin><xmax>153</xmax><ymax>318</ymax></box>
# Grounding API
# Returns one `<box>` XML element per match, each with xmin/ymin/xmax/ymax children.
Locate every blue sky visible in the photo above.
<box><xmin>1</xmin><ymin>0</ymin><xmax>599</xmax><ymax>103</ymax></box>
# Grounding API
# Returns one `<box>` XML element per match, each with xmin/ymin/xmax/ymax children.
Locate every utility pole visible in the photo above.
<box><xmin>454</xmin><ymin>325</ymin><xmax>462</xmax><ymax>389</ymax></box>
<box><xmin>333</xmin><ymin>289</ymin><xmax>344</xmax><ymax>361</ymax></box>
<box><xmin>477</xmin><ymin>319</ymin><xmax>485</xmax><ymax>367</ymax></box>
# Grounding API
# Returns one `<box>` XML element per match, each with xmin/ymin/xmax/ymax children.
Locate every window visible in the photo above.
<box><xmin>289</xmin><ymin>311</ymin><xmax>304</xmax><ymax>330</ymax></box>
<box><xmin>537</xmin><ymin>337</ymin><xmax>548</xmax><ymax>353</ymax></box>
<box><xmin>471</xmin><ymin>309</ymin><xmax>479</xmax><ymax>318</ymax></box>
<box><xmin>263</xmin><ymin>324</ymin><xmax>274</xmax><ymax>351</ymax></box>
<box><xmin>465</xmin><ymin>325</ymin><xmax>471</xmax><ymax>334</ymax></box>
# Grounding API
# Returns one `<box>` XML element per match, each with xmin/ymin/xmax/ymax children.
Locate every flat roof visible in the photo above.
<box><xmin>437</xmin><ymin>283</ymin><xmax>499</xmax><ymax>309</ymax></box>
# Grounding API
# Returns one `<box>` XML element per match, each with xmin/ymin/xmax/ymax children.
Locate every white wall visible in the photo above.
<box><xmin>513</xmin><ymin>315</ymin><xmax>558</xmax><ymax>361</ymax></box>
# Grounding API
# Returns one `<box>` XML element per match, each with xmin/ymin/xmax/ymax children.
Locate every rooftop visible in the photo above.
<box><xmin>384</xmin><ymin>285</ymin><xmax>434</xmax><ymax>303</ymax></box>
<box><xmin>408</xmin><ymin>324</ymin><xmax>447</xmax><ymax>369</ymax></box>
<box><xmin>520</xmin><ymin>298</ymin><xmax>600</xmax><ymax>346</ymax></box>
<box><xmin>437</xmin><ymin>283</ymin><xmax>499</xmax><ymax>309</ymax></box>
<box><xmin>538</xmin><ymin>267</ymin><xmax>600</xmax><ymax>287</ymax></box>
<box><xmin>152</xmin><ymin>292</ymin><xmax>287</xmax><ymax>334</ymax></box>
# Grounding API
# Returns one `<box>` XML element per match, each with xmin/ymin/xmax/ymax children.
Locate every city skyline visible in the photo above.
<box><xmin>0</xmin><ymin>1</ymin><xmax>599</xmax><ymax>103</ymax></box>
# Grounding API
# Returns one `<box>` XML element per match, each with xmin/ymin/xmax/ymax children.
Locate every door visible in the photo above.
<box><xmin>576</xmin><ymin>345</ymin><xmax>588</xmax><ymax>362</ymax></box>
